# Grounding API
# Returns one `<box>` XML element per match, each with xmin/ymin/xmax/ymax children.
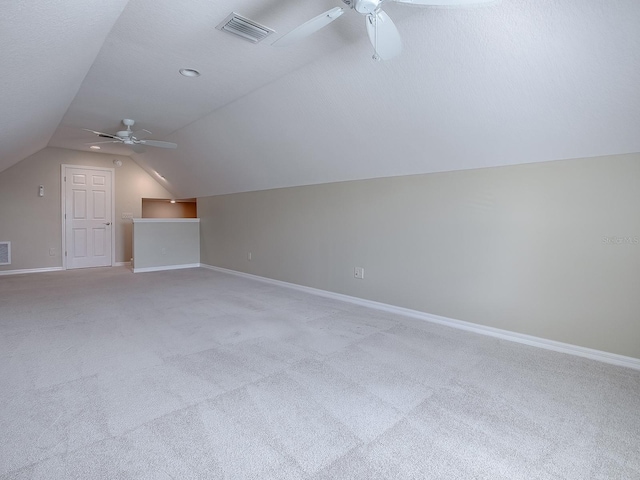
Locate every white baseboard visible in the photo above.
<box><xmin>1</xmin><ymin>263</ymin><xmax>131</xmax><ymax>275</ymax></box>
<box><xmin>200</xmin><ymin>264</ymin><xmax>640</xmax><ymax>371</ymax></box>
<box><xmin>0</xmin><ymin>266</ymin><xmax>64</xmax><ymax>276</ymax></box>
<box><xmin>133</xmin><ymin>263</ymin><xmax>200</xmax><ymax>273</ymax></box>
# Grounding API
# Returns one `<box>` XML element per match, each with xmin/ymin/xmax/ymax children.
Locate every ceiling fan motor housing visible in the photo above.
<box><xmin>348</xmin><ymin>0</ymin><xmax>381</xmax><ymax>14</ymax></box>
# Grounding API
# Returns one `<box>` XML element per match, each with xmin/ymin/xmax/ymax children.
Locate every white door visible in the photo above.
<box><xmin>64</xmin><ymin>166</ymin><xmax>114</xmax><ymax>269</ymax></box>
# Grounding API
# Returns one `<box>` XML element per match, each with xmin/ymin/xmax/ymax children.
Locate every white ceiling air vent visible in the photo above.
<box><xmin>216</xmin><ymin>12</ymin><xmax>275</xmax><ymax>44</ymax></box>
<box><xmin>0</xmin><ymin>242</ymin><xmax>10</xmax><ymax>266</ymax></box>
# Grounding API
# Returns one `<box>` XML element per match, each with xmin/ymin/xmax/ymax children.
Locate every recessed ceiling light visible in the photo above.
<box><xmin>170</xmin><ymin>200</ymin><xmax>176</xmax><ymax>204</ymax></box>
<box><xmin>179</xmin><ymin>68</ymin><xmax>201</xmax><ymax>77</ymax></box>
<box><xmin>90</xmin><ymin>145</ymin><xmax>101</xmax><ymax>150</ymax></box>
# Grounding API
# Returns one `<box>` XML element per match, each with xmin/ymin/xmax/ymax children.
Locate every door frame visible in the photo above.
<box><xmin>61</xmin><ymin>164</ymin><xmax>116</xmax><ymax>270</ymax></box>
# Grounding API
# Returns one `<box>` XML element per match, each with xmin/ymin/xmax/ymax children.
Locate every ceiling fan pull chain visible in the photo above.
<box><xmin>372</xmin><ymin>13</ymin><xmax>381</xmax><ymax>61</ymax></box>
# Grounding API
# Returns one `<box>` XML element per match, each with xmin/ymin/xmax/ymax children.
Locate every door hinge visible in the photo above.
<box><xmin>65</xmin><ymin>251</ymin><xmax>67</xmax><ymax>257</ymax></box>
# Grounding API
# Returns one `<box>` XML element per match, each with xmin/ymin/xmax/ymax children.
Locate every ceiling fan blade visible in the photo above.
<box><xmin>390</xmin><ymin>0</ymin><xmax>495</xmax><ymax>5</ymax></box>
<box><xmin>366</xmin><ymin>11</ymin><xmax>402</xmax><ymax>60</ymax></box>
<box><xmin>84</xmin><ymin>140</ymin><xmax>121</xmax><ymax>145</ymax></box>
<box><xmin>139</xmin><ymin>140</ymin><xmax>178</xmax><ymax>149</ymax></box>
<box><xmin>132</xmin><ymin>129</ymin><xmax>152</xmax><ymax>140</ymax></box>
<box><xmin>83</xmin><ymin>128</ymin><xmax>118</xmax><ymax>139</ymax></box>
<box><xmin>273</xmin><ymin>7</ymin><xmax>344</xmax><ymax>47</ymax></box>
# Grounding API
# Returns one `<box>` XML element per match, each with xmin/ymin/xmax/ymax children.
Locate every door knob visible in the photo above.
<box><xmin>104</xmin><ymin>222</ymin><xmax>111</xmax><ymax>226</ymax></box>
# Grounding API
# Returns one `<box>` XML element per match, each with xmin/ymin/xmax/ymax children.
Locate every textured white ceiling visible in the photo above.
<box><xmin>0</xmin><ymin>0</ymin><xmax>129</xmax><ymax>173</ymax></box>
<box><xmin>3</xmin><ymin>0</ymin><xmax>640</xmax><ymax>197</ymax></box>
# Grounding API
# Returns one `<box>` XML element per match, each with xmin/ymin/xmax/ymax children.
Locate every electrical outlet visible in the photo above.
<box><xmin>354</xmin><ymin>267</ymin><xmax>364</xmax><ymax>279</ymax></box>
<box><xmin>121</xmin><ymin>212</ymin><xmax>134</xmax><ymax>219</ymax></box>
<box><xmin>248</xmin><ymin>252</ymin><xmax>252</xmax><ymax>261</ymax></box>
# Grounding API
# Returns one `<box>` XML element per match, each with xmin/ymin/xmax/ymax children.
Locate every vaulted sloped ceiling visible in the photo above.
<box><xmin>3</xmin><ymin>0</ymin><xmax>639</xmax><ymax>198</ymax></box>
<box><xmin>0</xmin><ymin>0</ymin><xmax>130</xmax><ymax>173</ymax></box>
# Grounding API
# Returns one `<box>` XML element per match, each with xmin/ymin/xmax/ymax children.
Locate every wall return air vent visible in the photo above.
<box><xmin>216</xmin><ymin>12</ymin><xmax>275</xmax><ymax>44</ymax></box>
<box><xmin>0</xmin><ymin>242</ymin><xmax>10</xmax><ymax>266</ymax></box>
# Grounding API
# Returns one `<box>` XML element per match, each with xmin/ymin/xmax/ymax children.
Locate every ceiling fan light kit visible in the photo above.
<box><xmin>274</xmin><ymin>0</ymin><xmax>496</xmax><ymax>60</ymax></box>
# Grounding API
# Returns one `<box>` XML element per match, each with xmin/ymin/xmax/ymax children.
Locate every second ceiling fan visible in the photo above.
<box><xmin>84</xmin><ymin>119</ymin><xmax>177</xmax><ymax>152</ymax></box>
<box><xmin>273</xmin><ymin>0</ymin><xmax>496</xmax><ymax>60</ymax></box>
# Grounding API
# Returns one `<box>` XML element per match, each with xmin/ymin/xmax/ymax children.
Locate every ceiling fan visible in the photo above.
<box><xmin>273</xmin><ymin>0</ymin><xmax>495</xmax><ymax>60</ymax></box>
<box><xmin>84</xmin><ymin>119</ymin><xmax>177</xmax><ymax>152</ymax></box>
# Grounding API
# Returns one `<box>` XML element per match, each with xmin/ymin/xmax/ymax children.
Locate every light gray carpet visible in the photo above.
<box><xmin>1</xmin><ymin>267</ymin><xmax>639</xmax><ymax>479</ymax></box>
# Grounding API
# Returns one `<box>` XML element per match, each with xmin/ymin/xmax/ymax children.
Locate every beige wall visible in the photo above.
<box><xmin>132</xmin><ymin>219</ymin><xmax>200</xmax><ymax>270</ymax></box>
<box><xmin>198</xmin><ymin>153</ymin><xmax>640</xmax><ymax>359</ymax></box>
<box><xmin>0</xmin><ymin>147</ymin><xmax>172</xmax><ymax>270</ymax></box>
<box><xmin>142</xmin><ymin>199</ymin><xmax>197</xmax><ymax>218</ymax></box>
